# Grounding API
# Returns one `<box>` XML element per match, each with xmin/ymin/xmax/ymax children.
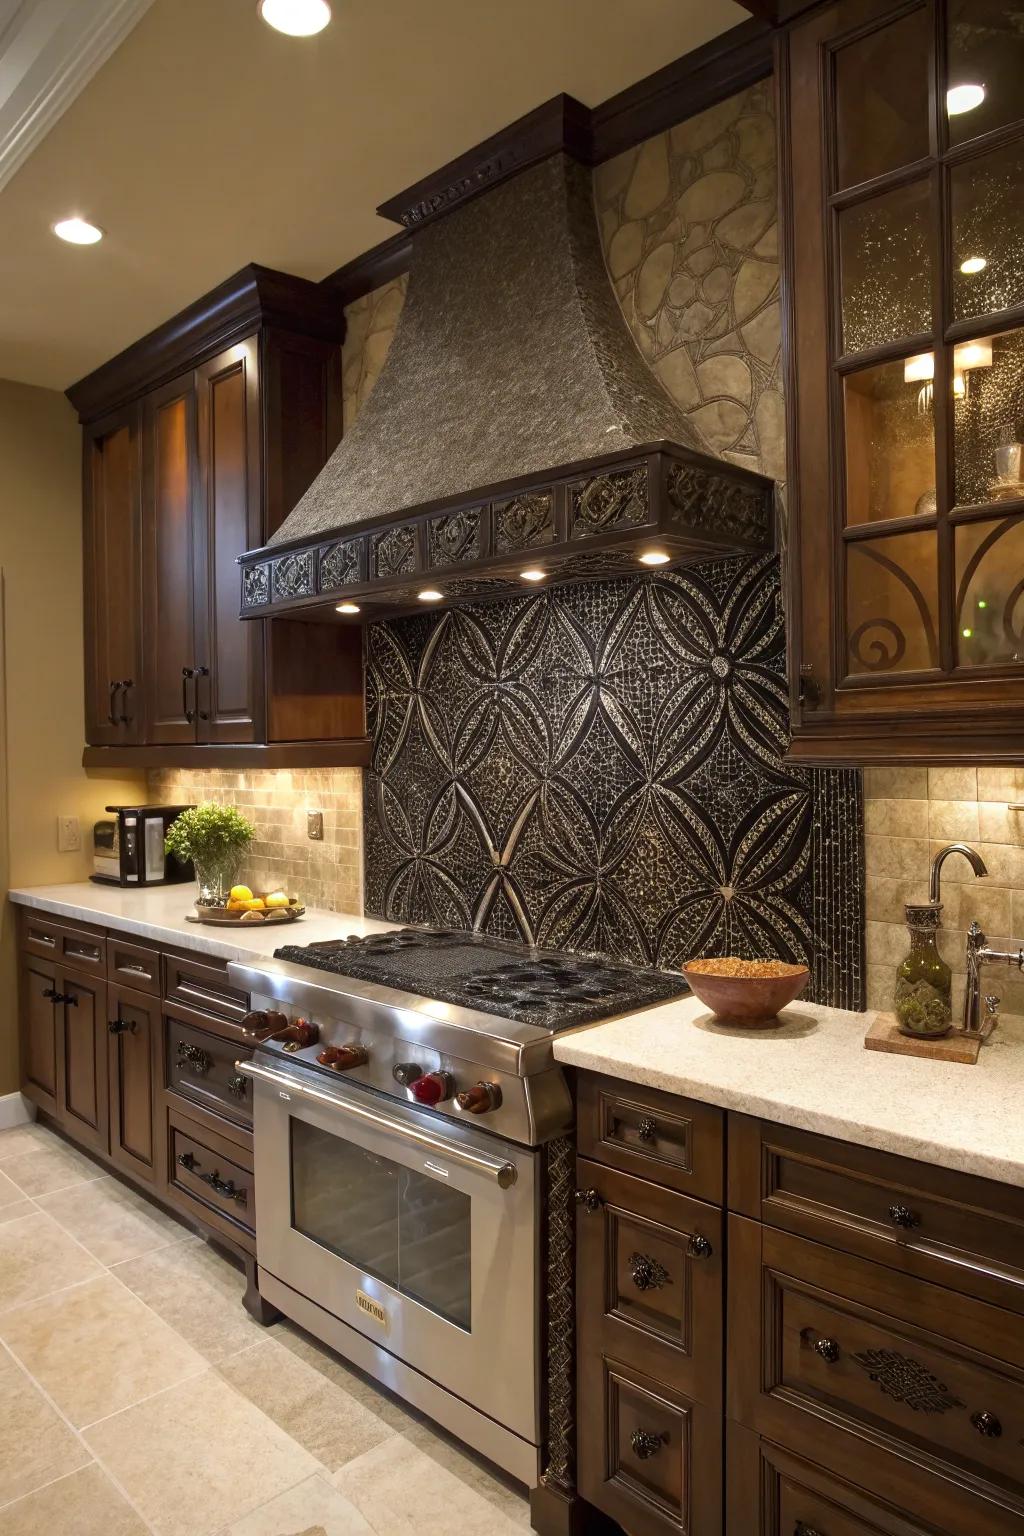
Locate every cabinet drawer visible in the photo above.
<box><xmin>168</xmin><ymin>1116</ymin><xmax>254</xmax><ymax>1242</ymax></box>
<box><xmin>577</xmin><ymin>1156</ymin><xmax>722</xmax><ymax>1408</ymax></box>
<box><xmin>164</xmin><ymin>951</ymin><xmax>249</xmax><ymax>1024</ymax></box>
<box><xmin>579</xmin><ymin>1354</ymin><xmax>721</xmax><ymax>1536</ymax></box>
<box><xmin>578</xmin><ymin>1072</ymin><xmax>723</xmax><ymax>1202</ymax></box>
<box><xmin>107</xmin><ymin>935</ymin><xmax>161</xmax><ymax>996</ymax></box>
<box><xmin>166</xmin><ymin>1016</ymin><xmax>253</xmax><ymax>1129</ymax></box>
<box><xmin>730</xmin><ymin>1116</ymin><xmax>1024</xmax><ymax>1315</ymax></box>
<box><xmin>19</xmin><ymin>911</ymin><xmax>106</xmax><ymax>975</ymax></box>
<box><xmin>729</xmin><ymin>1218</ymin><xmax>1024</xmax><ymax>1520</ymax></box>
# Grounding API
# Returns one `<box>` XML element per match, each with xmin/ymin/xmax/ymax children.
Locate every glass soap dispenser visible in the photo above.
<box><xmin>894</xmin><ymin>902</ymin><xmax>953</xmax><ymax>1038</ymax></box>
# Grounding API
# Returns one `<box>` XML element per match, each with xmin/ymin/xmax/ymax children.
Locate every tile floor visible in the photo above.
<box><xmin>0</xmin><ymin>1120</ymin><xmax>532</xmax><ymax>1536</ymax></box>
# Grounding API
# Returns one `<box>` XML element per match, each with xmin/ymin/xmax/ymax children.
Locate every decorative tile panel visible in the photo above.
<box><xmin>272</xmin><ymin>550</ymin><xmax>315</xmax><ymax>602</ymax></box>
<box><xmin>428</xmin><ymin>509</ymin><xmax>481</xmax><ymax>567</ymax></box>
<box><xmin>372</xmin><ymin>524</ymin><xmax>418</xmax><ymax>579</ymax></box>
<box><xmin>570</xmin><ymin>466</ymin><xmax>649</xmax><ymax>539</ymax></box>
<box><xmin>493</xmin><ymin>492</ymin><xmax>555</xmax><ymax>554</ymax></box>
<box><xmin>241</xmin><ymin>563</ymin><xmax>271</xmax><ymax>609</ymax></box>
<box><xmin>319</xmin><ymin>539</ymin><xmax>363</xmax><ymax>591</ymax></box>
<box><xmin>666</xmin><ymin>462</ymin><xmax>771</xmax><ymax>546</ymax></box>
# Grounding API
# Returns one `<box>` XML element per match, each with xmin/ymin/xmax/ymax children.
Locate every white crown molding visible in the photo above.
<box><xmin>0</xmin><ymin>0</ymin><xmax>155</xmax><ymax>193</ymax></box>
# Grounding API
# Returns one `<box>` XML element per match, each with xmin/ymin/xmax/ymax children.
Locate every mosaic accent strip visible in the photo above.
<box><xmin>272</xmin><ymin>550</ymin><xmax>314</xmax><ymax>602</ymax></box>
<box><xmin>372</xmin><ymin>524</ymin><xmax>417</xmax><ymax>579</ymax></box>
<box><xmin>319</xmin><ymin>538</ymin><xmax>363</xmax><ymax>591</ymax></box>
<box><xmin>666</xmin><ymin>462</ymin><xmax>771</xmax><ymax>546</ymax></box>
<box><xmin>428</xmin><ymin>509</ymin><xmax>481</xmax><ymax>567</ymax></box>
<box><xmin>364</xmin><ymin>558</ymin><xmax>865</xmax><ymax>1009</ymax></box>
<box><xmin>570</xmin><ymin>465</ymin><xmax>649</xmax><ymax>539</ymax></box>
<box><xmin>242</xmin><ymin>563</ymin><xmax>271</xmax><ymax>609</ymax></box>
<box><xmin>493</xmin><ymin>491</ymin><xmax>555</xmax><ymax>554</ymax></box>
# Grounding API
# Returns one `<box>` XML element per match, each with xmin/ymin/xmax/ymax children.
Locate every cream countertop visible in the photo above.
<box><xmin>553</xmin><ymin>994</ymin><xmax>1024</xmax><ymax>1190</ymax></box>
<box><xmin>7</xmin><ymin>881</ymin><xmax>398</xmax><ymax>965</ymax></box>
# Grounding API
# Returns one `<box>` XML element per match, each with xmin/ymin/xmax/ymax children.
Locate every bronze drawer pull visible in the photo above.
<box><xmin>813</xmin><ymin>1337</ymin><xmax>841</xmax><ymax>1363</ymax></box>
<box><xmin>177</xmin><ymin>1151</ymin><xmax>247</xmax><ymax>1206</ymax></box>
<box><xmin>888</xmin><ymin>1204</ymin><xmax>920</xmax><ymax>1231</ymax></box>
<box><xmin>687</xmin><ymin>1233</ymin><xmax>713</xmax><ymax>1259</ymax></box>
<box><xmin>629</xmin><ymin>1428</ymin><xmax>667</xmax><ymax>1460</ymax></box>
<box><xmin>636</xmin><ymin>1115</ymin><xmax>657</xmax><ymax>1143</ymax></box>
<box><xmin>629</xmin><ymin>1252</ymin><xmax>669</xmax><ymax>1291</ymax></box>
<box><xmin>177</xmin><ymin>1040</ymin><xmax>212</xmax><ymax>1076</ymax></box>
<box><xmin>574</xmin><ymin>1188</ymin><xmax>603</xmax><ymax>1213</ymax></box>
<box><xmin>227</xmin><ymin>1073</ymin><xmax>248</xmax><ymax>1099</ymax></box>
<box><xmin>971</xmin><ymin>1411</ymin><xmax>1002</xmax><ymax>1438</ymax></box>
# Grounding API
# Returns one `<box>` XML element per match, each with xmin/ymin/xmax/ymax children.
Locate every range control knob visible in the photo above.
<box><xmin>455</xmin><ymin>1081</ymin><xmax>502</xmax><ymax>1115</ymax></box>
<box><xmin>316</xmin><ymin>1044</ymin><xmax>368</xmax><ymax>1072</ymax></box>
<box><xmin>240</xmin><ymin>1009</ymin><xmax>289</xmax><ymax>1041</ymax></box>
<box><xmin>392</xmin><ymin>1062</ymin><xmax>422</xmax><ymax>1088</ymax></box>
<box><xmin>276</xmin><ymin>1018</ymin><xmax>319</xmax><ymax>1051</ymax></box>
<box><xmin>408</xmin><ymin>1071</ymin><xmax>455</xmax><ymax>1107</ymax></box>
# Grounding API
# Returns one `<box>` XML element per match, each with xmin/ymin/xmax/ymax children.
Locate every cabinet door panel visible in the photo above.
<box><xmin>107</xmin><ymin>985</ymin><xmax>158</xmax><ymax>1183</ymax></box>
<box><xmin>19</xmin><ymin>958</ymin><xmax>59</xmax><ymax>1114</ymax></box>
<box><xmin>57</xmin><ymin>972</ymin><xmax>108</xmax><ymax>1156</ymax></box>
<box><xmin>83</xmin><ymin>407</ymin><xmax>142</xmax><ymax>744</ymax></box>
<box><xmin>194</xmin><ymin>340</ymin><xmax>262</xmax><ymax>743</ymax></box>
<box><xmin>142</xmin><ymin>373</ymin><xmax>198</xmax><ymax>743</ymax></box>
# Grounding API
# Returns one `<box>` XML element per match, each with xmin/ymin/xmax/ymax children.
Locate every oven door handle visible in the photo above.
<box><xmin>236</xmin><ymin>1060</ymin><xmax>519</xmax><ymax>1188</ymax></box>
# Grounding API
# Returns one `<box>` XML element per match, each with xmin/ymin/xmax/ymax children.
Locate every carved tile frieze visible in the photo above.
<box><xmin>493</xmin><ymin>492</ymin><xmax>555</xmax><ymax>554</ymax></box>
<box><xmin>429</xmin><ymin>510</ymin><xmax>481</xmax><ymax>568</ymax></box>
<box><xmin>272</xmin><ymin>550</ymin><xmax>315</xmax><ymax>602</ymax></box>
<box><xmin>319</xmin><ymin>539</ymin><xmax>363</xmax><ymax>591</ymax></box>
<box><xmin>570</xmin><ymin>466</ymin><xmax>649</xmax><ymax>539</ymax></box>
<box><xmin>666</xmin><ymin>462</ymin><xmax>771</xmax><ymax>547</ymax></box>
<box><xmin>242</xmin><ymin>563</ymin><xmax>271</xmax><ymax>609</ymax></box>
<box><xmin>372</xmin><ymin>524</ymin><xmax>418</xmax><ymax>579</ymax></box>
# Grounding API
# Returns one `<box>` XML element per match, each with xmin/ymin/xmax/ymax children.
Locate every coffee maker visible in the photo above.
<box><xmin>92</xmin><ymin>805</ymin><xmax>194</xmax><ymax>887</ymax></box>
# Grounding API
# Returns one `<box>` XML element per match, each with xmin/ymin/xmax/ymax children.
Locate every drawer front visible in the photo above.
<box><xmin>107</xmin><ymin>935</ymin><xmax>161</xmax><ymax>996</ymax></box>
<box><xmin>169</xmin><ymin>1121</ymin><xmax>253</xmax><ymax>1237</ymax></box>
<box><xmin>733</xmin><ymin>1117</ymin><xmax>1024</xmax><ymax>1313</ymax></box>
<box><xmin>19</xmin><ymin>911</ymin><xmax>106</xmax><ymax>975</ymax></box>
<box><xmin>577</xmin><ymin>1156</ymin><xmax>722</xmax><ymax>1407</ymax></box>
<box><xmin>579</xmin><ymin>1354</ymin><xmax>721</xmax><ymax>1536</ymax></box>
<box><xmin>164</xmin><ymin>951</ymin><xmax>249</xmax><ymax>1024</ymax></box>
<box><xmin>166</xmin><ymin>1016</ymin><xmax>253</xmax><ymax>1129</ymax></box>
<box><xmin>730</xmin><ymin>1218</ymin><xmax>1024</xmax><ymax>1514</ymax></box>
<box><xmin>578</xmin><ymin>1072</ymin><xmax>723</xmax><ymax>1202</ymax></box>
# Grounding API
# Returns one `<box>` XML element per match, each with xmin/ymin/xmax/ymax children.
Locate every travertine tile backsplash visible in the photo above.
<box><xmin>865</xmin><ymin>766</ymin><xmax>1024</xmax><ymax>1021</ymax></box>
<box><xmin>147</xmin><ymin>768</ymin><xmax>363</xmax><ymax>914</ymax></box>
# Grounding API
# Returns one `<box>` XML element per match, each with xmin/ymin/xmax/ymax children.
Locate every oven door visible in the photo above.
<box><xmin>241</xmin><ymin>1058</ymin><xmax>540</xmax><ymax>1442</ymax></box>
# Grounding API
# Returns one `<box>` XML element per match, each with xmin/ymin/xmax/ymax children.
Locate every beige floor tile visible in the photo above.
<box><xmin>37</xmin><ymin>1176</ymin><xmax>189</xmax><ymax>1266</ymax></box>
<box><xmin>84</xmin><ymin>1369</ymin><xmax>320</xmax><ymax>1536</ymax></box>
<box><xmin>275</xmin><ymin>1323</ymin><xmax>422</xmax><ymax>1434</ymax></box>
<box><xmin>0</xmin><ymin>1123</ymin><xmax>51</xmax><ymax>1161</ymax></box>
<box><xmin>0</xmin><ymin>1272</ymin><xmax>206</xmax><ymax>1427</ymax></box>
<box><xmin>0</xmin><ymin>1200</ymin><xmax>37</xmax><ymax>1227</ymax></box>
<box><xmin>404</xmin><ymin>1417</ymin><xmax>532</xmax><ymax>1528</ymax></box>
<box><xmin>217</xmin><ymin>1337</ymin><xmax>397</xmax><ymax>1472</ymax></box>
<box><xmin>1</xmin><ymin>1139</ymin><xmax>106</xmax><ymax>1198</ymax></box>
<box><xmin>218</xmin><ymin>1473</ymin><xmax>374</xmax><ymax>1535</ymax></box>
<box><xmin>0</xmin><ymin>1210</ymin><xmax>104</xmax><ymax>1313</ymax></box>
<box><xmin>0</xmin><ymin>1462</ymin><xmax>149</xmax><ymax>1535</ymax></box>
<box><xmin>333</xmin><ymin>1436</ymin><xmax>529</xmax><ymax>1536</ymax></box>
<box><xmin>0</xmin><ymin>1343</ymin><xmax>92</xmax><ymax>1508</ymax></box>
<box><xmin>111</xmin><ymin>1236</ymin><xmax>266</xmax><ymax>1363</ymax></box>
<box><xmin>0</xmin><ymin>1167</ymin><xmax>28</xmax><ymax>1208</ymax></box>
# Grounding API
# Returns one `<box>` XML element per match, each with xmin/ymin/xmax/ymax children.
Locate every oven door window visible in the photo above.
<box><xmin>290</xmin><ymin>1119</ymin><xmax>472</xmax><ymax>1330</ymax></box>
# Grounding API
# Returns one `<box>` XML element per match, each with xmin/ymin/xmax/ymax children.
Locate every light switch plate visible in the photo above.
<box><xmin>307</xmin><ymin>810</ymin><xmax>324</xmax><ymax>841</ymax></box>
<box><xmin>57</xmin><ymin>815</ymin><xmax>81</xmax><ymax>852</ymax></box>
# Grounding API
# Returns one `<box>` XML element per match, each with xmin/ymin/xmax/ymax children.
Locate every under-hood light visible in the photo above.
<box><xmin>639</xmin><ymin>550</ymin><xmax>671</xmax><ymax>566</ymax></box>
<box><xmin>520</xmin><ymin>568</ymin><xmax>547</xmax><ymax>582</ymax></box>
<box><xmin>418</xmin><ymin>589</ymin><xmax>444</xmax><ymax>602</ymax></box>
<box><xmin>336</xmin><ymin>602</ymin><xmax>360</xmax><ymax>614</ymax></box>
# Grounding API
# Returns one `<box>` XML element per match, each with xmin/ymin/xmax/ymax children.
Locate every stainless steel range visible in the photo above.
<box><xmin>229</xmin><ymin>927</ymin><xmax>688</xmax><ymax>1486</ymax></box>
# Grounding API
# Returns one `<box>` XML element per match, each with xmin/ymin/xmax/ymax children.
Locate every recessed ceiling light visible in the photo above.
<box><xmin>960</xmin><ymin>256</ymin><xmax>987</xmax><ymax>275</ymax></box>
<box><xmin>258</xmin><ymin>0</ymin><xmax>331</xmax><ymax>34</ymax></box>
<box><xmin>53</xmin><ymin>217</ymin><xmax>103</xmax><ymax>245</ymax></box>
<box><xmin>638</xmin><ymin>550</ymin><xmax>671</xmax><ymax>566</ymax></box>
<box><xmin>947</xmin><ymin>82</ymin><xmax>985</xmax><ymax>115</ymax></box>
<box><xmin>336</xmin><ymin>601</ymin><xmax>360</xmax><ymax>614</ymax></box>
<box><xmin>520</xmin><ymin>568</ymin><xmax>547</xmax><ymax>582</ymax></box>
<box><xmin>418</xmin><ymin>589</ymin><xmax>443</xmax><ymax>602</ymax></box>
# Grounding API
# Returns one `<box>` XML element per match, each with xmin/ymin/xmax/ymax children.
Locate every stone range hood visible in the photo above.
<box><xmin>238</xmin><ymin>108</ymin><xmax>774</xmax><ymax>623</ymax></box>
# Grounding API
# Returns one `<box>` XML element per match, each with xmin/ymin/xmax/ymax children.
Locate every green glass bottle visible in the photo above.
<box><xmin>894</xmin><ymin>903</ymin><xmax>953</xmax><ymax>1038</ymax></box>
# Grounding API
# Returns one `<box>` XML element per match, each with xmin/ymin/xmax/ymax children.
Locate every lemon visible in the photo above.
<box><xmin>265</xmin><ymin>891</ymin><xmax>290</xmax><ymax>909</ymax></box>
<box><xmin>230</xmin><ymin>884</ymin><xmax>253</xmax><ymax>903</ymax></box>
<box><xmin>246</xmin><ymin>897</ymin><xmax>266</xmax><ymax>911</ymax></box>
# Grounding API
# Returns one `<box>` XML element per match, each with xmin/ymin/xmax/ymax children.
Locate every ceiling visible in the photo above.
<box><xmin>0</xmin><ymin>0</ymin><xmax>745</xmax><ymax>393</ymax></box>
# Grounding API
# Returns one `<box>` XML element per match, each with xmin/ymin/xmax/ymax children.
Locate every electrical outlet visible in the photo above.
<box><xmin>307</xmin><ymin>809</ymin><xmax>324</xmax><ymax>841</ymax></box>
<box><xmin>57</xmin><ymin>815</ymin><xmax>81</xmax><ymax>853</ymax></box>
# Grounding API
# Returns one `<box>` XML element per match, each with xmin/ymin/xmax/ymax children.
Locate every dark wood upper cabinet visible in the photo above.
<box><xmin>143</xmin><ymin>372</ymin><xmax>200</xmax><ymax>744</ymax></box>
<box><xmin>782</xmin><ymin>0</ymin><xmax>1024</xmax><ymax>763</ymax></box>
<box><xmin>83</xmin><ymin>406</ymin><xmax>143</xmax><ymax>745</ymax></box>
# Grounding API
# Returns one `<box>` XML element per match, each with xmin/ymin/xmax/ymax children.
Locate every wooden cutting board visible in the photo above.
<box><xmin>864</xmin><ymin>1012</ymin><xmax>983</xmax><ymax>1064</ymax></box>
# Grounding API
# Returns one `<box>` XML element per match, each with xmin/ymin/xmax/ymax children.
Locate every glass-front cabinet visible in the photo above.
<box><xmin>784</xmin><ymin>0</ymin><xmax>1024</xmax><ymax>762</ymax></box>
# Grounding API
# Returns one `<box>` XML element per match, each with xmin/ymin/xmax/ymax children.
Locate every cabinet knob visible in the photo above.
<box><xmin>108</xmin><ymin>1017</ymin><xmax>137</xmax><ymax>1035</ymax></box>
<box><xmin>687</xmin><ymin>1233</ymin><xmax>713</xmax><ymax>1259</ymax></box>
<box><xmin>574</xmin><ymin>1188</ymin><xmax>603</xmax><ymax>1213</ymax></box>
<box><xmin>888</xmin><ymin>1204</ymin><xmax>920</xmax><ymax>1231</ymax></box>
<box><xmin>636</xmin><ymin>1115</ymin><xmax>657</xmax><ymax>1143</ymax></box>
<box><xmin>813</xmin><ymin>1337</ymin><xmax>841</xmax><ymax>1364</ymax></box>
<box><xmin>629</xmin><ymin>1252</ymin><xmax>670</xmax><ymax>1291</ymax></box>
<box><xmin>971</xmin><ymin>1411</ymin><xmax>1002</xmax><ymax>1438</ymax></box>
<box><xmin>226</xmin><ymin>1073</ymin><xmax>248</xmax><ymax>1099</ymax></box>
<box><xmin>177</xmin><ymin>1040</ymin><xmax>212</xmax><ymax>1076</ymax></box>
<box><xmin>795</xmin><ymin>1524</ymin><xmax>824</xmax><ymax>1536</ymax></box>
<box><xmin>629</xmin><ymin>1428</ymin><xmax>666</xmax><ymax>1460</ymax></box>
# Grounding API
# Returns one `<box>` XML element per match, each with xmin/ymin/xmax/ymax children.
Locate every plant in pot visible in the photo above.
<box><xmin>165</xmin><ymin>804</ymin><xmax>255</xmax><ymax>907</ymax></box>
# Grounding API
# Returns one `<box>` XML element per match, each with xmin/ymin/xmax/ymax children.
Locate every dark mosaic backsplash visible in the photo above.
<box><xmin>364</xmin><ymin>555</ymin><xmax>864</xmax><ymax>1010</ymax></box>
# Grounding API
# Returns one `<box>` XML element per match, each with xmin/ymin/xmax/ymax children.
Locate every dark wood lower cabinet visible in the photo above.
<box><xmin>56</xmin><ymin>969</ymin><xmax>108</xmax><ymax>1156</ymax></box>
<box><xmin>18</xmin><ymin>955</ymin><xmax>60</xmax><ymax>1116</ymax></box>
<box><xmin>107</xmin><ymin>983</ymin><xmax>160</xmax><ymax>1184</ymax></box>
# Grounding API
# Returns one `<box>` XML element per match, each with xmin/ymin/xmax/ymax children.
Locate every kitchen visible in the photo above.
<box><xmin>1</xmin><ymin>1</ymin><xmax>1023</xmax><ymax>1533</ymax></box>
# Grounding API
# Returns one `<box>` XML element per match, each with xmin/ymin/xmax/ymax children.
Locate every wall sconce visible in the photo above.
<box><xmin>904</xmin><ymin>340</ymin><xmax>993</xmax><ymax>412</ymax></box>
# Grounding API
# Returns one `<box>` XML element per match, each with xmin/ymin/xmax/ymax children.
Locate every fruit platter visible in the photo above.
<box><xmin>189</xmin><ymin>884</ymin><xmax>306</xmax><ymax>927</ymax></box>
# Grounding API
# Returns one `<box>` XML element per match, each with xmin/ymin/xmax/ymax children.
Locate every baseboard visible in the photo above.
<box><xmin>0</xmin><ymin>1091</ymin><xmax>35</xmax><ymax>1130</ymax></box>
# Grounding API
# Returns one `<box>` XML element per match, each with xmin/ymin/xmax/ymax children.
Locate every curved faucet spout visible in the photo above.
<box><xmin>929</xmin><ymin>842</ymin><xmax>988</xmax><ymax>905</ymax></box>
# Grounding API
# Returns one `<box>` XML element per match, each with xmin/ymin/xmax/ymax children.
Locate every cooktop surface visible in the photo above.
<box><xmin>273</xmin><ymin>927</ymin><xmax>689</xmax><ymax>1030</ymax></box>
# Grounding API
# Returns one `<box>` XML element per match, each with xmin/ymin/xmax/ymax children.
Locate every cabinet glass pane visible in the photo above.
<box><xmin>948</xmin><ymin>0</ymin><xmax>1024</xmax><ymax>148</ymax></box>
<box><xmin>951</xmin><ymin>140</ymin><xmax>1024</xmax><ymax>322</ymax></box>
<box><xmin>844</xmin><ymin>358</ymin><xmax>937</xmax><ymax>524</ymax></box>
<box><xmin>846</xmin><ymin>531</ymin><xmax>939</xmax><ymax>674</ymax></box>
<box><xmin>840</xmin><ymin>181</ymin><xmax>932</xmax><ymax>355</ymax></box>
<box><xmin>955</xmin><ymin>514</ymin><xmax>1024</xmax><ymax>665</ymax></box>
<box><xmin>834</xmin><ymin>9</ymin><xmax>930</xmax><ymax>189</ymax></box>
<box><xmin>953</xmin><ymin>328</ymin><xmax>1024</xmax><ymax>507</ymax></box>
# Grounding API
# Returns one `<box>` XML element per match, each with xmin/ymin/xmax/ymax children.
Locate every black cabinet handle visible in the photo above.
<box><xmin>687</xmin><ymin>1233</ymin><xmax>713</xmax><ymax>1259</ymax></box>
<box><xmin>108</xmin><ymin>1017</ymin><xmax>137</xmax><ymax>1035</ymax></box>
<box><xmin>181</xmin><ymin>666</ymin><xmax>196</xmax><ymax>723</ymax></box>
<box><xmin>176</xmin><ymin>1040</ymin><xmax>212</xmax><ymax>1075</ymax></box>
<box><xmin>176</xmin><ymin>1150</ymin><xmax>246</xmax><ymax>1205</ymax></box>
<box><xmin>117</xmin><ymin>679</ymin><xmax>133</xmax><ymax>725</ymax></box>
<box><xmin>629</xmin><ymin>1252</ymin><xmax>669</xmax><ymax>1291</ymax></box>
<box><xmin>195</xmin><ymin>664</ymin><xmax>210</xmax><ymax>721</ymax></box>
<box><xmin>813</xmin><ymin>1337</ymin><xmax>841</xmax><ymax>1363</ymax></box>
<box><xmin>971</xmin><ymin>1411</ymin><xmax>1002</xmax><ymax>1438</ymax></box>
<box><xmin>42</xmin><ymin>986</ymin><xmax>60</xmax><ymax>1001</ymax></box>
<box><xmin>888</xmin><ymin>1204</ymin><xmax>920</xmax><ymax>1231</ymax></box>
<box><xmin>574</xmin><ymin>1188</ymin><xmax>603</xmax><ymax>1213</ymax></box>
<box><xmin>107</xmin><ymin>679</ymin><xmax>119</xmax><ymax>726</ymax></box>
<box><xmin>629</xmin><ymin>1429</ymin><xmax>666</xmax><ymax>1460</ymax></box>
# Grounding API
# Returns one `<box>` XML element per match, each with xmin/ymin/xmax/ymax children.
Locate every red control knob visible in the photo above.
<box><xmin>408</xmin><ymin>1071</ymin><xmax>454</xmax><ymax>1106</ymax></box>
<box><xmin>275</xmin><ymin>1017</ymin><xmax>319</xmax><ymax>1051</ymax></box>
<box><xmin>455</xmin><ymin>1081</ymin><xmax>502</xmax><ymax>1115</ymax></box>
<box><xmin>316</xmin><ymin>1044</ymin><xmax>368</xmax><ymax>1072</ymax></box>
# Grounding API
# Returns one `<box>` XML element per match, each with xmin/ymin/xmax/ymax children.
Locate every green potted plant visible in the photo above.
<box><xmin>165</xmin><ymin>803</ymin><xmax>255</xmax><ymax>906</ymax></box>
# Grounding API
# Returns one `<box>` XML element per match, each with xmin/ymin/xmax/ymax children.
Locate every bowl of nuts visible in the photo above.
<box><xmin>682</xmin><ymin>956</ymin><xmax>809</xmax><ymax>1025</ymax></box>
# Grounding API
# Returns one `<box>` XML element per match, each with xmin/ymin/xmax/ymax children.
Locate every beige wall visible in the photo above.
<box><xmin>865</xmin><ymin>768</ymin><xmax>1024</xmax><ymax>1023</ymax></box>
<box><xmin>0</xmin><ymin>378</ymin><xmax>144</xmax><ymax>1094</ymax></box>
<box><xmin>147</xmin><ymin>768</ymin><xmax>363</xmax><ymax>916</ymax></box>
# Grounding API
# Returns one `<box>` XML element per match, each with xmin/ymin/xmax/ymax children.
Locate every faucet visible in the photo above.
<box><xmin>964</xmin><ymin>922</ymin><xmax>1024</xmax><ymax>1033</ymax></box>
<box><xmin>929</xmin><ymin>842</ymin><xmax>988</xmax><ymax>904</ymax></box>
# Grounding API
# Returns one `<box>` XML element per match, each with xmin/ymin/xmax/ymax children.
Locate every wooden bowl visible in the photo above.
<box><xmin>682</xmin><ymin>960</ymin><xmax>809</xmax><ymax>1025</ymax></box>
